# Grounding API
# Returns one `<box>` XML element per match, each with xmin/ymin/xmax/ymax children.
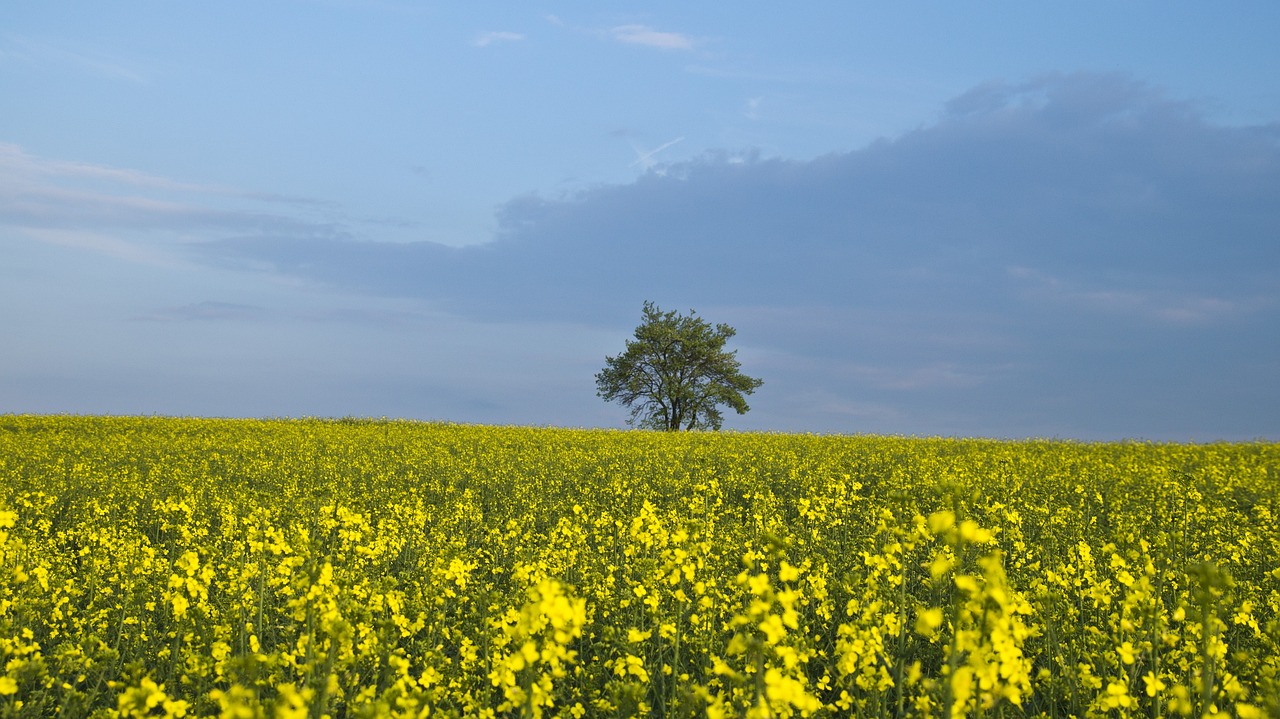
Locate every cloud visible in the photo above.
<box><xmin>192</xmin><ymin>72</ymin><xmax>1280</xmax><ymax>438</ymax></box>
<box><xmin>0</xmin><ymin>142</ymin><xmax>345</xmax><ymax>263</ymax></box>
<box><xmin>13</xmin><ymin>226</ymin><xmax>178</xmax><ymax>266</ymax></box>
<box><xmin>134</xmin><ymin>301</ymin><xmax>269</xmax><ymax>322</ymax></box>
<box><xmin>1006</xmin><ymin>266</ymin><xmax>1270</xmax><ymax>326</ymax></box>
<box><xmin>7</xmin><ymin>74</ymin><xmax>1268</xmax><ymax>439</ymax></box>
<box><xmin>1</xmin><ymin>34</ymin><xmax>148</xmax><ymax>83</ymax></box>
<box><xmin>0</xmin><ymin>142</ymin><xmax>193</xmax><ymax>190</ymax></box>
<box><xmin>202</xmin><ymin>75</ymin><xmax>1280</xmax><ymax>326</ymax></box>
<box><xmin>609</xmin><ymin>24</ymin><xmax>695</xmax><ymax>51</ymax></box>
<box><xmin>474</xmin><ymin>31</ymin><xmax>524</xmax><ymax>48</ymax></box>
<box><xmin>629</xmin><ymin>136</ymin><xmax>685</xmax><ymax>172</ymax></box>
<box><xmin>0</xmin><ymin>142</ymin><xmax>329</xmax><ymax>207</ymax></box>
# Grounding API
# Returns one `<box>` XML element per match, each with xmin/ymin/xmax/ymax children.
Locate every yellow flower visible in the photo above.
<box><xmin>758</xmin><ymin>614</ymin><xmax>787</xmax><ymax>644</ymax></box>
<box><xmin>915</xmin><ymin>607</ymin><xmax>944</xmax><ymax>636</ymax></box>
<box><xmin>747</xmin><ymin>572</ymin><xmax>771</xmax><ymax>596</ymax></box>
<box><xmin>929</xmin><ymin>552</ymin><xmax>955</xmax><ymax>580</ymax></box>
<box><xmin>779</xmin><ymin>561</ymin><xmax>800</xmax><ymax>583</ymax></box>
<box><xmin>928</xmin><ymin>510</ymin><xmax>956</xmax><ymax>534</ymax></box>
<box><xmin>621</xmin><ymin>654</ymin><xmax>649</xmax><ymax>682</ymax></box>
<box><xmin>209</xmin><ymin>685</ymin><xmax>260</xmax><ymax>719</ymax></box>
<box><xmin>954</xmin><ymin>574</ymin><xmax>981</xmax><ymax>595</ymax></box>
<box><xmin>958</xmin><ymin>519</ymin><xmax>991</xmax><ymax>544</ymax></box>
<box><xmin>763</xmin><ymin>667</ymin><xmax>821</xmax><ymax>713</ymax></box>
<box><xmin>1117</xmin><ymin>641</ymin><xmax>1136</xmax><ymax>665</ymax></box>
<box><xmin>118</xmin><ymin>678</ymin><xmax>174</xmax><ymax>719</ymax></box>
<box><xmin>1100</xmin><ymin>681</ymin><xmax>1134</xmax><ymax>710</ymax></box>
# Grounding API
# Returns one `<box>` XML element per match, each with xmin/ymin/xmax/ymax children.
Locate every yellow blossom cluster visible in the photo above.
<box><xmin>0</xmin><ymin>415</ymin><xmax>1277</xmax><ymax>718</ymax></box>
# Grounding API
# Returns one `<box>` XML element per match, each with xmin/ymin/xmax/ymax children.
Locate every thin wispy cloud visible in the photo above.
<box><xmin>1</xmin><ymin>142</ymin><xmax>214</xmax><ymax>193</ymax></box>
<box><xmin>1007</xmin><ymin>266</ymin><xmax>1265</xmax><ymax>326</ymax></box>
<box><xmin>609</xmin><ymin>24</ymin><xmax>695</xmax><ymax>51</ymax></box>
<box><xmin>629</xmin><ymin>136</ymin><xmax>684</xmax><ymax>171</ymax></box>
<box><xmin>474</xmin><ymin>31</ymin><xmax>524</xmax><ymax>48</ymax></box>
<box><xmin>135</xmin><ymin>301</ymin><xmax>269</xmax><ymax>323</ymax></box>
<box><xmin>1</xmin><ymin>34</ymin><xmax>148</xmax><ymax>83</ymax></box>
<box><xmin>14</xmin><ymin>226</ymin><xmax>175</xmax><ymax>266</ymax></box>
<box><xmin>0</xmin><ymin>143</ymin><xmax>343</xmax><ymax>260</ymax></box>
<box><xmin>0</xmin><ymin>143</ymin><xmax>329</xmax><ymax>208</ymax></box>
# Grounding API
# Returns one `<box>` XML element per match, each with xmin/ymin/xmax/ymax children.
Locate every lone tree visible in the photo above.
<box><xmin>596</xmin><ymin>301</ymin><xmax>763</xmax><ymax>431</ymax></box>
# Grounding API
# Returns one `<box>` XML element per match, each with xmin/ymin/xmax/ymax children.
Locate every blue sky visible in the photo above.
<box><xmin>3</xmin><ymin>2</ymin><xmax>1279</xmax><ymax>440</ymax></box>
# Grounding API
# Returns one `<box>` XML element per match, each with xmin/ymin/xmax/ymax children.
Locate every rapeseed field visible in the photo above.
<box><xmin>0</xmin><ymin>415</ymin><xmax>1277</xmax><ymax>718</ymax></box>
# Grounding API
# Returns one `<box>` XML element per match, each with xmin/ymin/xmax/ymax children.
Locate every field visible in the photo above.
<box><xmin>0</xmin><ymin>416</ymin><xmax>1277</xmax><ymax>718</ymax></box>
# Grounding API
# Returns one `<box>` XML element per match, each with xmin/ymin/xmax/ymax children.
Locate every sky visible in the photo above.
<box><xmin>3</xmin><ymin>2</ymin><xmax>1279</xmax><ymax>441</ymax></box>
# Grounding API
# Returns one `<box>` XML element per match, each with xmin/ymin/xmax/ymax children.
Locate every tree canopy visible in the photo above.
<box><xmin>596</xmin><ymin>302</ymin><xmax>763</xmax><ymax>431</ymax></box>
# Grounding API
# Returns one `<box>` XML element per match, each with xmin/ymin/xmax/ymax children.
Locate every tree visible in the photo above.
<box><xmin>596</xmin><ymin>301</ymin><xmax>763</xmax><ymax>431</ymax></box>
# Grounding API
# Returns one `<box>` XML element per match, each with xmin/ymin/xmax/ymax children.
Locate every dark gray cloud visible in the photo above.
<box><xmin>199</xmin><ymin>73</ymin><xmax>1279</xmax><ymax>319</ymax></box>
<box><xmin>193</xmin><ymin>72</ymin><xmax>1280</xmax><ymax>439</ymax></box>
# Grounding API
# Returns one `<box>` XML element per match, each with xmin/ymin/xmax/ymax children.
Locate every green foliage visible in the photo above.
<box><xmin>596</xmin><ymin>301</ymin><xmax>763</xmax><ymax>431</ymax></box>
